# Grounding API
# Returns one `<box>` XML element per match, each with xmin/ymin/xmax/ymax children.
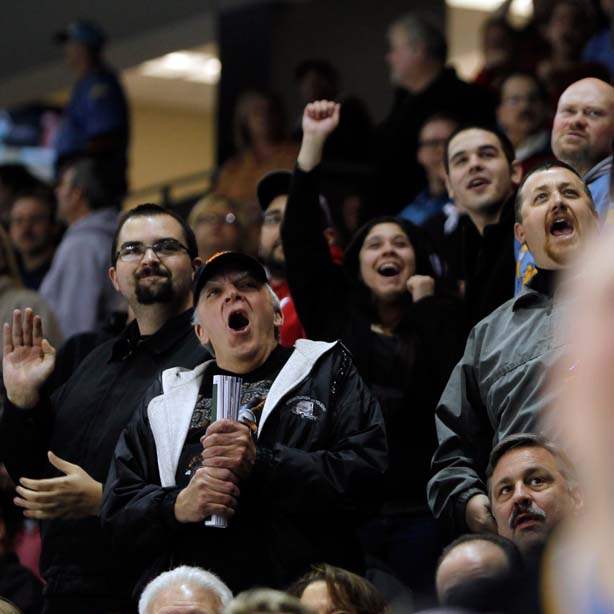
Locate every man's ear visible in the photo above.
<box><xmin>570</xmin><ymin>485</ymin><xmax>584</xmax><ymax>514</ymax></box>
<box><xmin>273</xmin><ymin>310</ymin><xmax>284</xmax><ymax>329</ymax></box>
<box><xmin>194</xmin><ymin>321</ymin><xmax>210</xmax><ymax>347</ymax></box>
<box><xmin>108</xmin><ymin>266</ymin><xmax>120</xmax><ymax>292</ymax></box>
<box><xmin>444</xmin><ymin>173</ymin><xmax>454</xmax><ymax>200</ymax></box>
<box><xmin>191</xmin><ymin>257</ymin><xmax>203</xmax><ymax>276</ymax></box>
<box><xmin>514</xmin><ymin>221</ymin><xmax>526</xmax><ymax>245</ymax></box>
<box><xmin>511</xmin><ymin>160</ymin><xmax>523</xmax><ymax>186</ymax></box>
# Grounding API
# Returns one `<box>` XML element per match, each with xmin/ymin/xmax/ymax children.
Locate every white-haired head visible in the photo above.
<box><xmin>139</xmin><ymin>566</ymin><xmax>233</xmax><ymax>614</ymax></box>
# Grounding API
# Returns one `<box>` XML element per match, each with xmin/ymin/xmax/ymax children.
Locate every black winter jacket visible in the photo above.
<box><xmin>281</xmin><ymin>167</ymin><xmax>465</xmax><ymax>514</ymax></box>
<box><xmin>0</xmin><ymin>310</ymin><xmax>207</xmax><ymax>607</ymax></box>
<box><xmin>101</xmin><ymin>340</ymin><xmax>388</xmax><ymax>595</ymax></box>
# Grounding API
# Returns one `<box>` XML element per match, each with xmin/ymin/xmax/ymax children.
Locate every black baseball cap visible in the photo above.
<box><xmin>54</xmin><ymin>20</ymin><xmax>106</xmax><ymax>50</ymax></box>
<box><xmin>193</xmin><ymin>251</ymin><xmax>267</xmax><ymax>302</ymax></box>
<box><xmin>256</xmin><ymin>170</ymin><xmax>292</xmax><ymax>210</ymax></box>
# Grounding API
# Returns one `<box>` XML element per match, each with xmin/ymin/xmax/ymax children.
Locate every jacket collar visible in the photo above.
<box><xmin>148</xmin><ymin>339</ymin><xmax>337</xmax><ymax>487</ymax></box>
<box><xmin>583</xmin><ymin>155</ymin><xmax>612</xmax><ymax>183</ymax></box>
<box><xmin>110</xmin><ymin>308</ymin><xmax>196</xmax><ymax>362</ymax></box>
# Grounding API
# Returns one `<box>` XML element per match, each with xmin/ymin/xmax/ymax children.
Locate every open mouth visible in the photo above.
<box><xmin>467</xmin><ymin>177</ymin><xmax>490</xmax><ymax>190</ymax></box>
<box><xmin>513</xmin><ymin>513</ymin><xmax>544</xmax><ymax>530</ymax></box>
<box><xmin>228</xmin><ymin>310</ymin><xmax>250</xmax><ymax>332</ymax></box>
<box><xmin>549</xmin><ymin>217</ymin><xmax>575</xmax><ymax>237</ymax></box>
<box><xmin>377</xmin><ymin>262</ymin><xmax>401</xmax><ymax>277</ymax></box>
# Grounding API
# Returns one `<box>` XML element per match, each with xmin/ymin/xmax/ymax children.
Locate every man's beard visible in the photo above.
<box><xmin>134</xmin><ymin>264</ymin><xmax>175</xmax><ymax>304</ymax></box>
<box><xmin>259</xmin><ymin>243</ymin><xmax>286</xmax><ymax>277</ymax></box>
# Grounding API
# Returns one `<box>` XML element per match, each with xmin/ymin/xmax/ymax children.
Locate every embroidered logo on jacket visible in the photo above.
<box><xmin>287</xmin><ymin>396</ymin><xmax>326</xmax><ymax>421</ymax></box>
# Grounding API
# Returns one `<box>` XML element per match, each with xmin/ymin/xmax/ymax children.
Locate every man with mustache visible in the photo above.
<box><xmin>428</xmin><ymin>161</ymin><xmax>597</xmax><ymax>537</ymax></box>
<box><xmin>0</xmin><ymin>204</ymin><xmax>207</xmax><ymax>612</ymax></box>
<box><xmin>551</xmin><ymin>78</ymin><xmax>614</xmax><ymax>219</ymax></box>
<box><xmin>487</xmin><ymin>433</ymin><xmax>583</xmax><ymax>554</ymax></box>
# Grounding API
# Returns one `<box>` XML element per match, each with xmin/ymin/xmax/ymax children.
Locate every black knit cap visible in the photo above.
<box><xmin>257</xmin><ymin>170</ymin><xmax>292</xmax><ymax>210</ymax></box>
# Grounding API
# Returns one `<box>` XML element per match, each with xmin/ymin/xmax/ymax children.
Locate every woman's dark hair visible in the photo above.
<box><xmin>343</xmin><ymin>215</ymin><xmax>439</xmax><ymax>282</ymax></box>
<box><xmin>288</xmin><ymin>564</ymin><xmax>388</xmax><ymax>614</ymax></box>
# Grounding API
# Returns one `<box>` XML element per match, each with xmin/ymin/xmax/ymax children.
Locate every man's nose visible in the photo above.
<box><xmin>141</xmin><ymin>246</ymin><xmax>162</xmax><ymax>263</ymax></box>
<box><xmin>468</xmin><ymin>154</ymin><xmax>483</xmax><ymax>172</ymax></box>
<box><xmin>511</xmin><ymin>481</ymin><xmax>532</xmax><ymax>505</ymax></box>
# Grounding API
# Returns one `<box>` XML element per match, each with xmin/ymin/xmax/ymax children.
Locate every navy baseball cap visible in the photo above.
<box><xmin>257</xmin><ymin>170</ymin><xmax>292</xmax><ymax>210</ymax></box>
<box><xmin>193</xmin><ymin>251</ymin><xmax>267</xmax><ymax>303</ymax></box>
<box><xmin>54</xmin><ymin>20</ymin><xmax>106</xmax><ymax>50</ymax></box>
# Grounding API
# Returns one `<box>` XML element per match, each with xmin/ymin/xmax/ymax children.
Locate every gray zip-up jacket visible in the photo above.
<box><xmin>40</xmin><ymin>207</ymin><xmax>121</xmax><ymax>338</ymax></box>
<box><xmin>428</xmin><ymin>286</ymin><xmax>566</xmax><ymax>533</ymax></box>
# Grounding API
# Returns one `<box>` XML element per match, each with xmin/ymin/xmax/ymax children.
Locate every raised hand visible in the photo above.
<box><xmin>298</xmin><ymin>100</ymin><xmax>341</xmax><ymax>172</ymax></box>
<box><xmin>302</xmin><ymin>100</ymin><xmax>341</xmax><ymax>139</ymax></box>
<box><xmin>14</xmin><ymin>451</ymin><xmax>102</xmax><ymax>519</ymax></box>
<box><xmin>3</xmin><ymin>309</ymin><xmax>56</xmax><ymax>408</ymax></box>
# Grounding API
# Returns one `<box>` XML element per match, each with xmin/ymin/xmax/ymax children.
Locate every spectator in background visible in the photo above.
<box><xmin>53</xmin><ymin>20</ymin><xmax>129</xmax><ymax>203</ymax></box>
<box><xmin>435</xmin><ymin>534</ymin><xmax>523</xmax><ymax>612</ymax></box>
<box><xmin>138</xmin><ymin>566</ymin><xmax>232</xmax><ymax>614</ymax></box>
<box><xmin>40</xmin><ymin>157</ymin><xmax>121</xmax><ymax>338</ymax></box>
<box><xmin>537</xmin><ymin>0</ymin><xmax>609</xmax><ymax>104</ymax></box>
<box><xmin>497</xmin><ymin>73</ymin><xmax>554</xmax><ymax>175</ymax></box>
<box><xmin>225</xmin><ymin>589</ymin><xmax>311</xmax><ymax>614</ymax></box>
<box><xmin>0</xmin><ymin>473</ymin><xmax>43</xmax><ymax>614</ymax></box>
<box><xmin>428</xmin><ymin>162</ymin><xmax>598</xmax><ymax>537</ymax></box>
<box><xmin>283</xmin><ymin>102</ymin><xmax>465</xmax><ymax>597</ymax></box>
<box><xmin>293</xmin><ymin>59</ymin><xmax>373</xmax><ymax>166</ymax></box>
<box><xmin>289</xmin><ymin>564</ymin><xmax>388</xmax><ymax>614</ymax></box>
<box><xmin>473</xmin><ymin>17</ymin><xmax>518</xmax><ymax>93</ymax></box>
<box><xmin>582</xmin><ymin>0</ymin><xmax>614</xmax><ymax>77</ymax></box>
<box><xmin>188</xmin><ymin>194</ymin><xmax>252</xmax><ymax>261</ymax></box>
<box><xmin>0</xmin><ymin>165</ymin><xmax>43</xmax><ymax>227</ymax></box>
<box><xmin>487</xmin><ymin>434</ymin><xmax>583</xmax><ymax>555</ymax></box>
<box><xmin>215</xmin><ymin>91</ymin><xmax>298</xmax><ymax>208</ymax></box>
<box><xmin>8</xmin><ymin>186</ymin><xmax>58</xmax><ymax>290</ymax></box>
<box><xmin>0</xmin><ymin>225</ymin><xmax>62</xmax><ymax>357</ymax></box>
<box><xmin>374</xmin><ymin>11</ymin><xmax>495</xmax><ymax>215</ymax></box>
<box><xmin>443</xmin><ymin>125</ymin><xmax>522</xmax><ymax>328</ymax></box>
<box><xmin>551</xmin><ymin>77</ymin><xmax>613</xmax><ymax>218</ymax></box>
<box><xmin>399</xmin><ymin>113</ymin><xmax>457</xmax><ymax>226</ymax></box>
<box><xmin>257</xmin><ymin>170</ymin><xmax>307</xmax><ymax>347</ymax></box>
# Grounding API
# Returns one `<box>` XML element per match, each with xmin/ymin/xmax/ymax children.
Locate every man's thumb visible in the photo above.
<box><xmin>48</xmin><ymin>450</ymin><xmax>75</xmax><ymax>474</ymax></box>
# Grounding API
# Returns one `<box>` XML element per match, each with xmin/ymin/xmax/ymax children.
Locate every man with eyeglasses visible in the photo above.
<box><xmin>0</xmin><ymin>204</ymin><xmax>207</xmax><ymax>613</ymax></box>
<box><xmin>257</xmin><ymin>170</ymin><xmax>306</xmax><ymax>347</ymax></box>
<box><xmin>497</xmin><ymin>73</ymin><xmax>553</xmax><ymax>176</ymax></box>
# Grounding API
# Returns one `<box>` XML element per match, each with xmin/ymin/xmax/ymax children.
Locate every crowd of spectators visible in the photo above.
<box><xmin>0</xmin><ymin>2</ymin><xmax>612</xmax><ymax>613</ymax></box>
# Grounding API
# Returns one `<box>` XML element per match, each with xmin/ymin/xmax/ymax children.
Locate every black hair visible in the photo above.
<box><xmin>294</xmin><ymin>59</ymin><xmax>339</xmax><ymax>85</ymax></box>
<box><xmin>111</xmin><ymin>203</ymin><xmax>198</xmax><ymax>265</ymax></box>
<box><xmin>10</xmin><ymin>185</ymin><xmax>57</xmax><ymax>222</ymax></box>
<box><xmin>498</xmin><ymin>71</ymin><xmax>549</xmax><ymax>105</ymax></box>
<box><xmin>514</xmin><ymin>160</ymin><xmax>595</xmax><ymax>222</ymax></box>
<box><xmin>0</xmin><ymin>164</ymin><xmax>42</xmax><ymax>193</ymax></box>
<box><xmin>486</xmin><ymin>432</ymin><xmax>578</xmax><ymax>487</ymax></box>
<box><xmin>438</xmin><ymin>533</ymin><xmax>524</xmax><ymax>612</ymax></box>
<box><xmin>443</xmin><ymin>123</ymin><xmax>516</xmax><ymax>174</ymax></box>
<box><xmin>439</xmin><ymin>533</ymin><xmax>524</xmax><ymax>570</ymax></box>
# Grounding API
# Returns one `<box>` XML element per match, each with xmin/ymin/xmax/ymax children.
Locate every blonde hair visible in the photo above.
<box><xmin>224</xmin><ymin>589</ymin><xmax>310</xmax><ymax>614</ymax></box>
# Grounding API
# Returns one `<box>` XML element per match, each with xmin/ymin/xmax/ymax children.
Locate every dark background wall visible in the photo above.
<box><xmin>218</xmin><ymin>0</ymin><xmax>444</xmax><ymax>161</ymax></box>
